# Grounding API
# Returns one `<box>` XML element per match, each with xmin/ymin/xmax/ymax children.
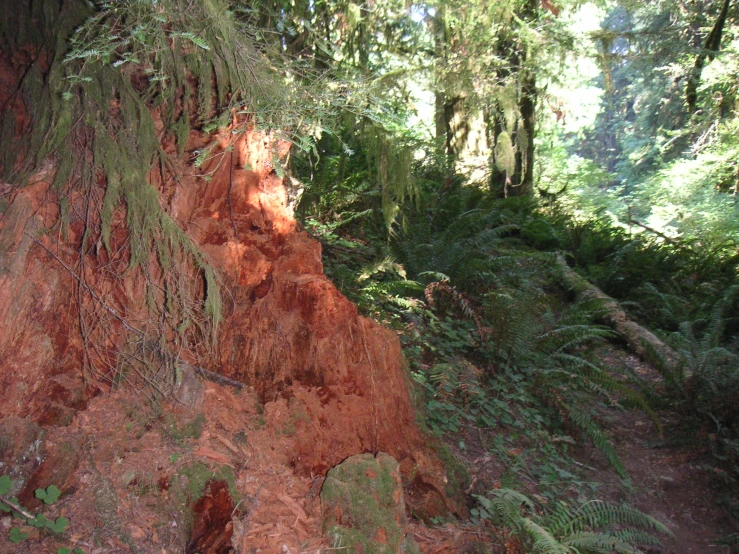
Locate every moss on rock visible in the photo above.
<box><xmin>321</xmin><ymin>452</ymin><xmax>419</xmax><ymax>553</ymax></box>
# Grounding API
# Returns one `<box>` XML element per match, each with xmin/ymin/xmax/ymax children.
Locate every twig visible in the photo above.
<box><xmin>628</xmin><ymin>217</ymin><xmax>679</xmax><ymax>245</ymax></box>
<box><xmin>0</xmin><ymin>494</ymin><xmax>34</xmax><ymax>519</ymax></box>
<box><xmin>186</xmin><ymin>362</ymin><xmax>245</xmax><ymax>390</ymax></box>
<box><xmin>573</xmin><ymin>460</ymin><xmax>597</xmax><ymax>471</ymax></box>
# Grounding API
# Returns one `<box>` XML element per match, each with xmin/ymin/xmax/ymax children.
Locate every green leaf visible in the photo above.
<box><xmin>58</xmin><ymin>548</ymin><xmax>72</xmax><ymax>554</ymax></box>
<box><xmin>0</xmin><ymin>475</ymin><xmax>11</xmax><ymax>495</ymax></box>
<box><xmin>172</xmin><ymin>31</ymin><xmax>210</xmax><ymax>50</ymax></box>
<box><xmin>28</xmin><ymin>513</ymin><xmax>48</xmax><ymax>527</ymax></box>
<box><xmin>48</xmin><ymin>516</ymin><xmax>69</xmax><ymax>533</ymax></box>
<box><xmin>9</xmin><ymin>527</ymin><xmax>29</xmax><ymax>543</ymax></box>
<box><xmin>36</xmin><ymin>485</ymin><xmax>61</xmax><ymax>504</ymax></box>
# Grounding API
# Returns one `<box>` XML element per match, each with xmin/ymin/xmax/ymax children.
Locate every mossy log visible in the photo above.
<box><xmin>556</xmin><ymin>254</ymin><xmax>679</xmax><ymax>371</ymax></box>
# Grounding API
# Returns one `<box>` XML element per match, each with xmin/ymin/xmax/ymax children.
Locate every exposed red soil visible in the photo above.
<box><xmin>0</xmin><ymin>45</ymin><xmax>465</xmax><ymax>553</ymax></box>
<box><xmin>0</xmin><ymin>381</ymin><xmax>329</xmax><ymax>553</ymax></box>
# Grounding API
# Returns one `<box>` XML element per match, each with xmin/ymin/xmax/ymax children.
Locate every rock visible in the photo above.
<box><xmin>0</xmin><ymin>416</ymin><xmax>46</xmax><ymax>496</ymax></box>
<box><xmin>171</xmin><ymin>363</ymin><xmax>205</xmax><ymax>416</ymax></box>
<box><xmin>321</xmin><ymin>452</ymin><xmax>420</xmax><ymax>553</ymax></box>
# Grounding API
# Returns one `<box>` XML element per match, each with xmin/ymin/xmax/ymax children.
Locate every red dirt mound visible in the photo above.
<box><xmin>0</xmin><ymin>46</ymin><xmax>464</xmax><ymax>517</ymax></box>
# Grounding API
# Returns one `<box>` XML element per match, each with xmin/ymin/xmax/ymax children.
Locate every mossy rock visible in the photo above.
<box><xmin>321</xmin><ymin>452</ymin><xmax>419</xmax><ymax>553</ymax></box>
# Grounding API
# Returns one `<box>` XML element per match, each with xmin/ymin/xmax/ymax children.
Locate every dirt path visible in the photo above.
<box><xmin>585</xmin><ymin>348</ymin><xmax>739</xmax><ymax>554</ymax></box>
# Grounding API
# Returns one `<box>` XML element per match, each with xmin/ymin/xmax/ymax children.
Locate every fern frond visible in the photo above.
<box><xmin>536</xmin><ymin>324</ymin><xmax>614</xmax><ymax>354</ymax></box>
<box><xmin>550</xmin><ymin>354</ymin><xmax>662</xmax><ymax>433</ymax></box>
<box><xmin>560</xmin><ymin>531</ymin><xmax>641</xmax><ymax>554</ymax></box>
<box><xmin>521</xmin><ymin>519</ymin><xmax>571</xmax><ymax>554</ymax></box>
<box><xmin>611</xmin><ymin>528</ymin><xmax>664</xmax><ymax>546</ymax></box>
<box><xmin>559</xmin><ymin>501</ymin><xmax>671</xmax><ymax>536</ymax></box>
<box><xmin>561</xmin><ymin>404</ymin><xmax>626</xmax><ymax>477</ymax></box>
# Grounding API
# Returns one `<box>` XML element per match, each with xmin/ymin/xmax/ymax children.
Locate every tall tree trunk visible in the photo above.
<box><xmin>686</xmin><ymin>0</ymin><xmax>733</xmax><ymax>113</ymax></box>
<box><xmin>432</xmin><ymin>9</ymin><xmax>490</xmax><ymax>186</ymax></box>
<box><xmin>515</xmin><ymin>69</ymin><xmax>536</xmax><ymax>196</ymax></box>
<box><xmin>489</xmin><ymin>0</ymin><xmax>538</xmax><ymax>197</ymax></box>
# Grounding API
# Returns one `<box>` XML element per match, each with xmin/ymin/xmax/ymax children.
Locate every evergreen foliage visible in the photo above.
<box><xmin>4</xmin><ymin>0</ymin><xmax>739</xmax><ymax>539</ymax></box>
<box><xmin>474</xmin><ymin>489</ymin><xmax>670</xmax><ymax>554</ymax></box>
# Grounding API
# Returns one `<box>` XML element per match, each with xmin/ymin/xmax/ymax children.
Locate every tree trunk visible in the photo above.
<box><xmin>556</xmin><ymin>255</ymin><xmax>680</xmax><ymax>371</ymax></box>
<box><xmin>686</xmin><ymin>0</ymin><xmax>733</xmax><ymax>113</ymax></box>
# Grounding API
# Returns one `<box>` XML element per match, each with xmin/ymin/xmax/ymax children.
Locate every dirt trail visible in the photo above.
<box><xmin>586</xmin><ymin>347</ymin><xmax>738</xmax><ymax>554</ymax></box>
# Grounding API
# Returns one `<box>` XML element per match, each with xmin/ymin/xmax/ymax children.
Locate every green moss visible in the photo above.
<box><xmin>321</xmin><ymin>454</ymin><xmax>407</xmax><ymax>554</ymax></box>
<box><xmin>161</xmin><ymin>413</ymin><xmax>206</xmax><ymax>445</ymax></box>
<box><xmin>280</xmin><ymin>399</ymin><xmax>311</xmax><ymax>436</ymax></box>
<box><xmin>185</xmin><ymin>414</ymin><xmax>206</xmax><ymax>440</ymax></box>
<box><xmin>434</xmin><ymin>441</ymin><xmax>469</xmax><ymax>499</ymax></box>
<box><xmin>170</xmin><ymin>461</ymin><xmax>238</xmax><ymax>530</ymax></box>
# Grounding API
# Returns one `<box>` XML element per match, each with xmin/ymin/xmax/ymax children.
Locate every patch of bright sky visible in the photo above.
<box><xmin>545</xmin><ymin>3</ymin><xmax>606</xmax><ymax>135</ymax></box>
<box><xmin>410</xmin><ymin>4</ymin><xmax>435</xmax><ymax>23</ymax></box>
<box><xmin>402</xmin><ymin>4</ymin><xmax>437</xmax><ymax>140</ymax></box>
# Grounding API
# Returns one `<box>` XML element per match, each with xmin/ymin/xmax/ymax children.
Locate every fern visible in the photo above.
<box><xmin>476</xmin><ymin>489</ymin><xmax>670</xmax><ymax>554</ymax></box>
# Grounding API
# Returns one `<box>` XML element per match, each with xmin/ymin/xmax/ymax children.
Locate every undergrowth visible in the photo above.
<box><xmin>474</xmin><ymin>488</ymin><xmax>671</xmax><ymax>554</ymax></box>
<box><xmin>305</xmin><ymin>178</ymin><xmax>739</xmax><ymax>543</ymax></box>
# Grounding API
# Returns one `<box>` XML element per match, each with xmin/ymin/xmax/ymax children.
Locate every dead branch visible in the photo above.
<box><xmin>0</xmin><ymin>494</ymin><xmax>34</xmax><ymax>519</ymax></box>
<box><xmin>555</xmin><ymin>253</ymin><xmax>680</xmax><ymax>371</ymax></box>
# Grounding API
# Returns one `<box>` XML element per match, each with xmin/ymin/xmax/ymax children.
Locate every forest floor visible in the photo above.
<box><xmin>424</xmin><ymin>346</ymin><xmax>739</xmax><ymax>554</ymax></box>
<box><xmin>0</xmin><ymin>381</ymin><xmax>328</xmax><ymax>553</ymax></box>
<box><xmin>2</xmin><ymin>346</ymin><xmax>737</xmax><ymax>553</ymax></box>
<box><xmin>585</xmin><ymin>347</ymin><xmax>739</xmax><ymax>554</ymax></box>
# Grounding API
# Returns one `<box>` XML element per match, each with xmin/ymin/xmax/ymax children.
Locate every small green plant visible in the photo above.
<box><xmin>35</xmin><ymin>485</ymin><xmax>62</xmax><ymax>505</ymax></box>
<box><xmin>473</xmin><ymin>488</ymin><xmax>671</xmax><ymax>554</ymax></box>
<box><xmin>0</xmin><ymin>475</ymin><xmax>84</xmax><ymax>553</ymax></box>
<box><xmin>161</xmin><ymin>412</ymin><xmax>206</xmax><ymax>445</ymax></box>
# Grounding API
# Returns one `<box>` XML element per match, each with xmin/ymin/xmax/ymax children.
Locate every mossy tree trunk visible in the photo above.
<box><xmin>556</xmin><ymin>254</ymin><xmax>680</xmax><ymax>371</ymax></box>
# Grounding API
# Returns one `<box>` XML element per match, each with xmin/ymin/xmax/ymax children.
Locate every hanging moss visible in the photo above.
<box><xmin>363</xmin><ymin>124</ymin><xmax>418</xmax><ymax>232</ymax></box>
<box><xmin>494</xmin><ymin>131</ymin><xmax>516</xmax><ymax>176</ymax></box>
<box><xmin>0</xmin><ymin>0</ymin><xmax>338</xmax><ymax>393</ymax></box>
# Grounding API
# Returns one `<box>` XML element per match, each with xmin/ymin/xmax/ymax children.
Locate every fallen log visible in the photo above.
<box><xmin>555</xmin><ymin>254</ymin><xmax>679</xmax><ymax>371</ymax></box>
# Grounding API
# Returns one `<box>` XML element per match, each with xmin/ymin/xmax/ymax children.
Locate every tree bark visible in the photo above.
<box><xmin>556</xmin><ymin>254</ymin><xmax>679</xmax><ymax>371</ymax></box>
<box><xmin>686</xmin><ymin>0</ymin><xmax>733</xmax><ymax>113</ymax></box>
